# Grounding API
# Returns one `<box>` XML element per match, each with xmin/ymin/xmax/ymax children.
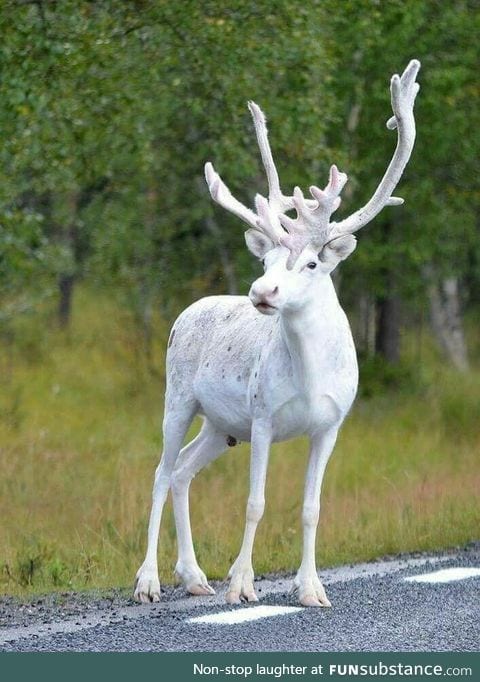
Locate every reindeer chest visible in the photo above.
<box><xmin>249</xmin><ymin>331</ymin><xmax>358</xmax><ymax>441</ymax></box>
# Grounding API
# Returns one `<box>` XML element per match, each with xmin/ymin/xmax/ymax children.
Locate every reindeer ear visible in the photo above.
<box><xmin>319</xmin><ymin>234</ymin><xmax>357</xmax><ymax>266</ymax></box>
<box><xmin>244</xmin><ymin>229</ymin><xmax>274</xmax><ymax>258</ymax></box>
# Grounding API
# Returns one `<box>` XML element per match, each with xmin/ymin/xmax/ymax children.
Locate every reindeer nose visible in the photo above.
<box><xmin>249</xmin><ymin>281</ymin><xmax>279</xmax><ymax>306</ymax></box>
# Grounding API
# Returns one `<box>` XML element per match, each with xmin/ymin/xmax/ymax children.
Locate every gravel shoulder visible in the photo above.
<box><xmin>1</xmin><ymin>542</ymin><xmax>479</xmax><ymax>651</ymax></box>
<box><xmin>0</xmin><ymin>544</ymin><xmax>468</xmax><ymax>629</ymax></box>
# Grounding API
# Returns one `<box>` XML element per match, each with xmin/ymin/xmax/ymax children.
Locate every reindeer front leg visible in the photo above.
<box><xmin>226</xmin><ymin>419</ymin><xmax>272</xmax><ymax>604</ymax></box>
<box><xmin>293</xmin><ymin>427</ymin><xmax>339</xmax><ymax>607</ymax></box>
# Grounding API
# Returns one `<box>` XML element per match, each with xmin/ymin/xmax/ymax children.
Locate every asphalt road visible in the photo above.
<box><xmin>1</xmin><ymin>545</ymin><xmax>479</xmax><ymax>652</ymax></box>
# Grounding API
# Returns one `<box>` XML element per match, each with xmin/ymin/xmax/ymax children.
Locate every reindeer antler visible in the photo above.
<box><xmin>204</xmin><ymin>161</ymin><xmax>259</xmax><ymax>229</ymax></box>
<box><xmin>330</xmin><ymin>59</ymin><xmax>421</xmax><ymax>238</ymax></box>
<box><xmin>205</xmin><ymin>101</ymin><xmax>318</xmax><ymax>247</ymax></box>
<box><xmin>205</xmin><ymin>104</ymin><xmax>285</xmax><ymax>245</ymax></box>
<box><xmin>279</xmin><ymin>165</ymin><xmax>348</xmax><ymax>244</ymax></box>
<box><xmin>247</xmin><ymin>101</ymin><xmax>294</xmax><ymax>216</ymax></box>
<box><xmin>275</xmin><ymin>165</ymin><xmax>349</xmax><ymax>267</ymax></box>
<box><xmin>205</xmin><ymin>59</ymin><xmax>420</xmax><ymax>265</ymax></box>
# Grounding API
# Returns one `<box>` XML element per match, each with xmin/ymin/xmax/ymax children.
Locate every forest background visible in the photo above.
<box><xmin>0</xmin><ymin>0</ymin><xmax>478</xmax><ymax>594</ymax></box>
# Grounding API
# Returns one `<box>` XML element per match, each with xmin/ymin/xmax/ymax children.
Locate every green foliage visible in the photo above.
<box><xmin>358</xmin><ymin>355</ymin><xmax>424</xmax><ymax>398</ymax></box>
<box><xmin>327</xmin><ymin>0</ymin><xmax>480</xmax><ymax>301</ymax></box>
<box><xmin>0</xmin><ymin>1</ymin><xmax>337</xmax><ymax>321</ymax></box>
<box><xmin>0</xmin><ymin>1</ymin><xmax>478</xmax><ymax>327</ymax></box>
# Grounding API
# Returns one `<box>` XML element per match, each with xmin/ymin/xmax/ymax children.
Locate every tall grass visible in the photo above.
<box><xmin>0</xmin><ymin>288</ymin><xmax>478</xmax><ymax>595</ymax></box>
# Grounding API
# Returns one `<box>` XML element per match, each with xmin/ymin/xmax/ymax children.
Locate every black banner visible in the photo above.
<box><xmin>0</xmin><ymin>652</ymin><xmax>478</xmax><ymax>682</ymax></box>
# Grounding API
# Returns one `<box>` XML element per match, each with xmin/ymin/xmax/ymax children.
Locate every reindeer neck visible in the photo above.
<box><xmin>279</xmin><ymin>276</ymin><xmax>345</xmax><ymax>397</ymax></box>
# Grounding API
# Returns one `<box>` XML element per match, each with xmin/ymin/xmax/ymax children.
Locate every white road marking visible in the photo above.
<box><xmin>187</xmin><ymin>605</ymin><xmax>302</xmax><ymax>625</ymax></box>
<box><xmin>405</xmin><ymin>567</ymin><xmax>480</xmax><ymax>583</ymax></box>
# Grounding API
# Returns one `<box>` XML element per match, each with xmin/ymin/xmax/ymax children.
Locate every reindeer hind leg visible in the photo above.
<box><xmin>171</xmin><ymin>419</ymin><xmax>229</xmax><ymax>595</ymax></box>
<box><xmin>134</xmin><ymin>400</ymin><xmax>198</xmax><ymax>603</ymax></box>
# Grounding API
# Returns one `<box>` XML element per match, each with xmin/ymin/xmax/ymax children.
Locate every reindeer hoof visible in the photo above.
<box><xmin>225</xmin><ymin>590</ymin><xmax>242</xmax><ymax>605</ymax></box>
<box><xmin>243</xmin><ymin>591</ymin><xmax>259</xmax><ymax>603</ymax></box>
<box><xmin>292</xmin><ymin>572</ymin><xmax>331</xmax><ymax>608</ymax></box>
<box><xmin>187</xmin><ymin>582</ymin><xmax>216</xmax><ymax>596</ymax></box>
<box><xmin>226</xmin><ymin>564</ymin><xmax>258</xmax><ymax>604</ymax></box>
<box><xmin>134</xmin><ymin>567</ymin><xmax>161</xmax><ymax>603</ymax></box>
<box><xmin>175</xmin><ymin>562</ymin><xmax>215</xmax><ymax>597</ymax></box>
<box><xmin>299</xmin><ymin>593</ymin><xmax>330</xmax><ymax>608</ymax></box>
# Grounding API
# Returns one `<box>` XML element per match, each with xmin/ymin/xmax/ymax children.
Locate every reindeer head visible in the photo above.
<box><xmin>205</xmin><ymin>60</ymin><xmax>420</xmax><ymax>316</ymax></box>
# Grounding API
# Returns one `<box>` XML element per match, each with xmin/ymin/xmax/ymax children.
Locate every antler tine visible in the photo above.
<box><xmin>254</xmin><ymin>193</ymin><xmax>287</xmax><ymax>242</ymax></box>
<box><xmin>204</xmin><ymin>161</ymin><xmax>258</xmax><ymax>229</ymax></box>
<box><xmin>310</xmin><ymin>165</ymin><xmax>348</xmax><ymax>212</ymax></box>
<box><xmin>205</xmin><ymin>103</ymin><xmax>299</xmax><ymax>246</ymax></box>
<box><xmin>204</xmin><ymin>159</ymin><xmax>286</xmax><ymax>244</ymax></box>
<box><xmin>279</xmin><ymin>164</ymin><xmax>348</xmax><ymax>246</ymax></box>
<box><xmin>330</xmin><ymin>59</ymin><xmax>421</xmax><ymax>238</ymax></box>
<box><xmin>247</xmin><ymin>101</ymin><xmax>294</xmax><ymax>214</ymax></box>
<box><xmin>205</xmin><ymin>101</ymin><xmax>328</xmax><ymax>252</ymax></box>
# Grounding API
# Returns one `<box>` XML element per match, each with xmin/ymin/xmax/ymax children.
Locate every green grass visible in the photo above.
<box><xmin>1</xmin><ymin>288</ymin><xmax>479</xmax><ymax>595</ymax></box>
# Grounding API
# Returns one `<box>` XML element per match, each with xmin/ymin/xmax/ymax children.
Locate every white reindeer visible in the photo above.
<box><xmin>134</xmin><ymin>60</ymin><xmax>420</xmax><ymax>607</ymax></box>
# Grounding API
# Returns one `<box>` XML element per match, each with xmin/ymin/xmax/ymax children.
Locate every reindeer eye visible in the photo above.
<box><xmin>261</xmin><ymin>258</ymin><xmax>266</xmax><ymax>267</ymax></box>
<box><xmin>307</xmin><ymin>262</ymin><xmax>317</xmax><ymax>270</ymax></box>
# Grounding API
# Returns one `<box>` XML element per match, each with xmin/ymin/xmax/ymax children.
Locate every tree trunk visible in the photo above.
<box><xmin>373</xmin><ymin>218</ymin><xmax>401</xmax><ymax>364</ymax></box>
<box><xmin>425</xmin><ymin>267</ymin><xmax>468</xmax><ymax>371</ymax></box>
<box><xmin>57</xmin><ymin>192</ymin><xmax>80</xmax><ymax>328</ymax></box>
<box><xmin>375</xmin><ymin>291</ymin><xmax>401</xmax><ymax>363</ymax></box>
<box><xmin>55</xmin><ymin>181</ymin><xmax>108</xmax><ymax>328</ymax></box>
<box><xmin>58</xmin><ymin>274</ymin><xmax>75</xmax><ymax>328</ymax></box>
<box><xmin>358</xmin><ymin>293</ymin><xmax>376</xmax><ymax>356</ymax></box>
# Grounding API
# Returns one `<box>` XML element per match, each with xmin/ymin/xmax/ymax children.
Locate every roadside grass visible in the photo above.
<box><xmin>0</xmin><ymin>288</ymin><xmax>478</xmax><ymax>595</ymax></box>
